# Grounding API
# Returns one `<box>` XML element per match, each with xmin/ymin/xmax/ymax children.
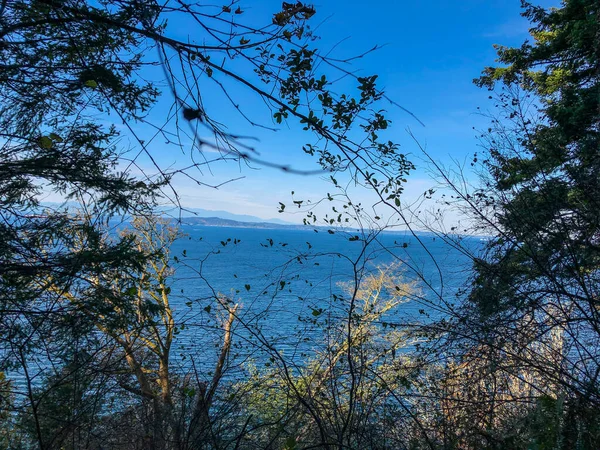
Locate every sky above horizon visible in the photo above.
<box><xmin>84</xmin><ymin>0</ymin><xmax>558</xmax><ymax>229</ymax></box>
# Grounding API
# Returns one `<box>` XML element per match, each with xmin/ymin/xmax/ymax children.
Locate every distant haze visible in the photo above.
<box><xmin>39</xmin><ymin>202</ymin><xmax>292</xmax><ymax>225</ymax></box>
<box><xmin>159</xmin><ymin>207</ymin><xmax>293</xmax><ymax>225</ymax></box>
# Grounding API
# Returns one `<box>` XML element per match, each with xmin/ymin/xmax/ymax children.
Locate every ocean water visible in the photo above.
<box><xmin>166</xmin><ymin>225</ymin><xmax>483</xmax><ymax>373</ymax></box>
<box><xmin>5</xmin><ymin>225</ymin><xmax>484</xmax><ymax>388</ymax></box>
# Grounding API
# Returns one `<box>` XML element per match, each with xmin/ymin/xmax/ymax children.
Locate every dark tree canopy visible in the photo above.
<box><xmin>443</xmin><ymin>1</ymin><xmax>600</xmax><ymax>428</ymax></box>
<box><xmin>470</xmin><ymin>0</ymin><xmax>600</xmax><ymax>318</ymax></box>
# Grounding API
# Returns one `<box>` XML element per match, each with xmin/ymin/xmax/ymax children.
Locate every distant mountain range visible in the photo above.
<box><xmin>160</xmin><ymin>207</ymin><xmax>293</xmax><ymax>226</ymax></box>
<box><xmin>180</xmin><ymin>216</ymin><xmax>310</xmax><ymax>230</ymax></box>
<box><xmin>39</xmin><ymin>203</ymin><xmax>293</xmax><ymax>226</ymax></box>
<box><xmin>39</xmin><ymin>203</ymin><xmax>464</xmax><ymax>237</ymax></box>
<box><xmin>178</xmin><ymin>216</ymin><xmax>449</xmax><ymax>239</ymax></box>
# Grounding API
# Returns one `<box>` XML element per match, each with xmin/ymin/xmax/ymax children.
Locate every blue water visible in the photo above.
<box><xmin>4</xmin><ymin>225</ymin><xmax>484</xmax><ymax>388</ymax></box>
<box><xmin>166</xmin><ymin>225</ymin><xmax>483</xmax><ymax>373</ymax></box>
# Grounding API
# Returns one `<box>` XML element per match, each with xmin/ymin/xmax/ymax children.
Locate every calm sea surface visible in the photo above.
<box><xmin>165</xmin><ymin>225</ymin><xmax>483</xmax><ymax>372</ymax></box>
<box><xmin>6</xmin><ymin>225</ymin><xmax>484</xmax><ymax>387</ymax></box>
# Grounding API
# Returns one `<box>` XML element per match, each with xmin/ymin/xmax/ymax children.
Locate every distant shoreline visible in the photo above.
<box><xmin>178</xmin><ymin>216</ymin><xmax>489</xmax><ymax>240</ymax></box>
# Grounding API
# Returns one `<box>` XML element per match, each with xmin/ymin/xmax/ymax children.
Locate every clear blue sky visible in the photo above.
<box><xmin>119</xmin><ymin>0</ymin><xmax>555</xmax><ymax>225</ymax></box>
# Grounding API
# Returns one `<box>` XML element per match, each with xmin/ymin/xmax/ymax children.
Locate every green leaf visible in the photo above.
<box><xmin>84</xmin><ymin>79</ymin><xmax>98</xmax><ymax>88</ymax></box>
<box><xmin>284</xmin><ymin>436</ymin><xmax>298</xmax><ymax>450</ymax></box>
<box><xmin>38</xmin><ymin>136</ymin><xmax>53</xmax><ymax>149</ymax></box>
<box><xmin>125</xmin><ymin>287</ymin><xmax>137</xmax><ymax>296</ymax></box>
<box><xmin>185</xmin><ymin>387</ymin><xmax>196</xmax><ymax>397</ymax></box>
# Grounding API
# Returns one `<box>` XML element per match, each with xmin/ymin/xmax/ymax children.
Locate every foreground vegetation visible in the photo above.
<box><xmin>1</xmin><ymin>0</ymin><xmax>599</xmax><ymax>448</ymax></box>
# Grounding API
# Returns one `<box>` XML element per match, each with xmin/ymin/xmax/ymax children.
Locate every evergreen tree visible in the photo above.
<box><xmin>0</xmin><ymin>0</ymin><xmax>162</xmax><ymax>370</ymax></box>
<box><xmin>472</xmin><ymin>0</ymin><xmax>600</xmax><ymax>319</ymax></box>
<box><xmin>454</xmin><ymin>0</ymin><xmax>600</xmax><ymax>443</ymax></box>
<box><xmin>420</xmin><ymin>2</ymin><xmax>600</xmax><ymax>447</ymax></box>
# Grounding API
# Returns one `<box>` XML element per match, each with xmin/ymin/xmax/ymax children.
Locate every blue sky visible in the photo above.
<box><xmin>114</xmin><ymin>0</ymin><xmax>555</xmax><ymax>226</ymax></box>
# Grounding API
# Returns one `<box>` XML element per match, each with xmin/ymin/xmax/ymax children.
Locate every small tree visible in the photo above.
<box><xmin>238</xmin><ymin>266</ymin><xmax>424</xmax><ymax>449</ymax></box>
<box><xmin>37</xmin><ymin>216</ymin><xmax>241</xmax><ymax>449</ymax></box>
